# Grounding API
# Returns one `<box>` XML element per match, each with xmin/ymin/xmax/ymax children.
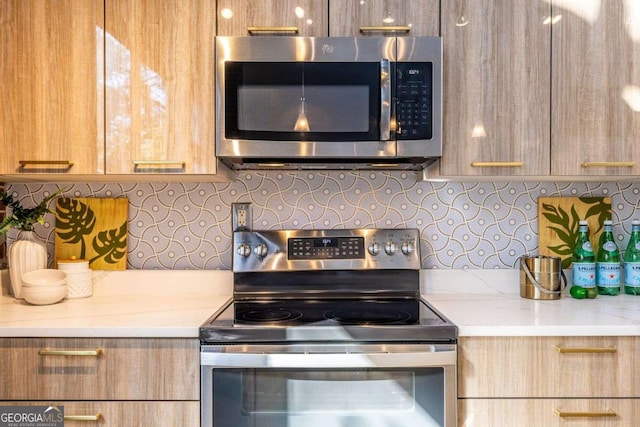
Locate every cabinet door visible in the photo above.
<box><xmin>105</xmin><ymin>0</ymin><xmax>217</xmax><ymax>175</ymax></box>
<box><xmin>0</xmin><ymin>401</ymin><xmax>199</xmax><ymax>427</ymax></box>
<box><xmin>439</xmin><ymin>0</ymin><xmax>551</xmax><ymax>176</ymax></box>
<box><xmin>217</xmin><ymin>0</ymin><xmax>328</xmax><ymax>37</ymax></box>
<box><xmin>460</xmin><ymin>398</ymin><xmax>640</xmax><ymax>427</ymax></box>
<box><xmin>0</xmin><ymin>338</ymin><xmax>199</xmax><ymax>400</ymax></box>
<box><xmin>551</xmin><ymin>2</ymin><xmax>640</xmax><ymax>175</ymax></box>
<box><xmin>0</xmin><ymin>0</ymin><xmax>103</xmax><ymax>175</ymax></box>
<box><xmin>458</xmin><ymin>336</ymin><xmax>640</xmax><ymax>398</ymax></box>
<box><xmin>329</xmin><ymin>0</ymin><xmax>438</xmax><ymax>37</ymax></box>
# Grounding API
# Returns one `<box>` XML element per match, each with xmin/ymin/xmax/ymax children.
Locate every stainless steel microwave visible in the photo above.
<box><xmin>215</xmin><ymin>36</ymin><xmax>442</xmax><ymax>171</ymax></box>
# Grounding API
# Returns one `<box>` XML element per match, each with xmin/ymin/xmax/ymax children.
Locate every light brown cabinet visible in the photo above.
<box><xmin>458</xmin><ymin>336</ymin><xmax>640</xmax><ymax>426</ymax></box>
<box><xmin>551</xmin><ymin>1</ymin><xmax>640</xmax><ymax>176</ymax></box>
<box><xmin>217</xmin><ymin>0</ymin><xmax>328</xmax><ymax>37</ymax></box>
<box><xmin>0</xmin><ymin>0</ymin><xmax>104</xmax><ymax>176</ymax></box>
<box><xmin>438</xmin><ymin>0</ymin><xmax>551</xmax><ymax>177</ymax></box>
<box><xmin>329</xmin><ymin>0</ymin><xmax>438</xmax><ymax>37</ymax></box>
<box><xmin>0</xmin><ymin>338</ymin><xmax>199</xmax><ymax>426</ymax></box>
<box><xmin>105</xmin><ymin>0</ymin><xmax>219</xmax><ymax>176</ymax></box>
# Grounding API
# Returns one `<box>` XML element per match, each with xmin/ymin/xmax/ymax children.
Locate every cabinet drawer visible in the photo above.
<box><xmin>0</xmin><ymin>401</ymin><xmax>199</xmax><ymax>426</ymax></box>
<box><xmin>459</xmin><ymin>398</ymin><xmax>640</xmax><ymax>427</ymax></box>
<box><xmin>458</xmin><ymin>336</ymin><xmax>640</xmax><ymax>398</ymax></box>
<box><xmin>0</xmin><ymin>338</ymin><xmax>199</xmax><ymax>400</ymax></box>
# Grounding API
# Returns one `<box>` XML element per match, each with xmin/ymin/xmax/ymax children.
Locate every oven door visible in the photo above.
<box><xmin>201</xmin><ymin>343</ymin><xmax>456</xmax><ymax>427</ymax></box>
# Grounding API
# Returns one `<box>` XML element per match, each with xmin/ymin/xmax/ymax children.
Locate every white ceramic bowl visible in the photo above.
<box><xmin>22</xmin><ymin>284</ymin><xmax>68</xmax><ymax>305</ymax></box>
<box><xmin>21</xmin><ymin>269</ymin><xmax>67</xmax><ymax>287</ymax></box>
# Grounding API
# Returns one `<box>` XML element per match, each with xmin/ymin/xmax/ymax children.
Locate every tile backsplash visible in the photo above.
<box><xmin>6</xmin><ymin>173</ymin><xmax>640</xmax><ymax>270</ymax></box>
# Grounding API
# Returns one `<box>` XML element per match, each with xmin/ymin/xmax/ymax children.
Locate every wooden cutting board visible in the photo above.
<box><xmin>54</xmin><ymin>197</ymin><xmax>128</xmax><ymax>270</ymax></box>
<box><xmin>538</xmin><ymin>197</ymin><xmax>611</xmax><ymax>269</ymax></box>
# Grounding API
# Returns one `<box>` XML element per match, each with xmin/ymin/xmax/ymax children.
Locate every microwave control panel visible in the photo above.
<box><xmin>395</xmin><ymin>62</ymin><xmax>432</xmax><ymax>140</ymax></box>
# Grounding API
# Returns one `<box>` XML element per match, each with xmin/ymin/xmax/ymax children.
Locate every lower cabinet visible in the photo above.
<box><xmin>0</xmin><ymin>401</ymin><xmax>199</xmax><ymax>426</ymax></box>
<box><xmin>459</xmin><ymin>399</ymin><xmax>640</xmax><ymax>427</ymax></box>
<box><xmin>458</xmin><ymin>336</ymin><xmax>640</xmax><ymax>426</ymax></box>
<box><xmin>0</xmin><ymin>338</ymin><xmax>200</xmax><ymax>426</ymax></box>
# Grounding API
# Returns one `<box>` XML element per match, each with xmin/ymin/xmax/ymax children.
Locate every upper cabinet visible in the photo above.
<box><xmin>438</xmin><ymin>0</ymin><xmax>551</xmax><ymax>176</ymax></box>
<box><xmin>217</xmin><ymin>0</ymin><xmax>328</xmax><ymax>37</ymax></box>
<box><xmin>0</xmin><ymin>0</ymin><xmax>104</xmax><ymax>175</ymax></box>
<box><xmin>329</xmin><ymin>0</ymin><xmax>439</xmax><ymax>37</ymax></box>
<box><xmin>551</xmin><ymin>1</ymin><xmax>640</xmax><ymax>176</ymax></box>
<box><xmin>104</xmin><ymin>0</ymin><xmax>219</xmax><ymax>176</ymax></box>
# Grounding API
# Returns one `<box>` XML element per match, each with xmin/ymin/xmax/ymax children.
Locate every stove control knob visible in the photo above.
<box><xmin>384</xmin><ymin>240</ymin><xmax>397</xmax><ymax>256</ymax></box>
<box><xmin>401</xmin><ymin>241</ymin><xmax>415</xmax><ymax>256</ymax></box>
<box><xmin>368</xmin><ymin>242</ymin><xmax>381</xmax><ymax>256</ymax></box>
<box><xmin>236</xmin><ymin>243</ymin><xmax>251</xmax><ymax>258</ymax></box>
<box><xmin>253</xmin><ymin>242</ymin><xmax>268</xmax><ymax>258</ymax></box>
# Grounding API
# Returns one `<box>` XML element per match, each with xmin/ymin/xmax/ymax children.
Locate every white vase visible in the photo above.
<box><xmin>8</xmin><ymin>230</ymin><xmax>47</xmax><ymax>299</ymax></box>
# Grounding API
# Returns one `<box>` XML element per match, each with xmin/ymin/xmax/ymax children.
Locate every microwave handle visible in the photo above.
<box><xmin>380</xmin><ymin>59</ymin><xmax>391</xmax><ymax>141</ymax></box>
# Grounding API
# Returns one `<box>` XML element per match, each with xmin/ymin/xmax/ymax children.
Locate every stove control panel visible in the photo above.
<box><xmin>233</xmin><ymin>229</ymin><xmax>421</xmax><ymax>272</ymax></box>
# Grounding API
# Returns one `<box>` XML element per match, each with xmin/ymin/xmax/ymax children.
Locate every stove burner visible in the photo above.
<box><xmin>324</xmin><ymin>307</ymin><xmax>413</xmax><ymax>325</ymax></box>
<box><xmin>237</xmin><ymin>307</ymin><xmax>304</xmax><ymax>323</ymax></box>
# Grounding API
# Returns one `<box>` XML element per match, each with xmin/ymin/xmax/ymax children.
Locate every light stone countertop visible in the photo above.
<box><xmin>0</xmin><ymin>269</ymin><xmax>232</xmax><ymax>338</ymax></box>
<box><xmin>421</xmin><ymin>269</ymin><xmax>640</xmax><ymax>336</ymax></box>
<box><xmin>2</xmin><ymin>268</ymin><xmax>640</xmax><ymax>338</ymax></box>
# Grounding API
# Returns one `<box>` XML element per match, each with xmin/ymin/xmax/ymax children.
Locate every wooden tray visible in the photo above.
<box><xmin>538</xmin><ymin>196</ymin><xmax>611</xmax><ymax>268</ymax></box>
<box><xmin>54</xmin><ymin>197</ymin><xmax>128</xmax><ymax>270</ymax></box>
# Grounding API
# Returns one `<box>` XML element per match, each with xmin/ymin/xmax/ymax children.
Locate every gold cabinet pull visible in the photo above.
<box><xmin>554</xmin><ymin>345</ymin><xmax>616</xmax><ymax>354</ymax></box>
<box><xmin>19</xmin><ymin>160</ymin><xmax>74</xmax><ymax>170</ymax></box>
<box><xmin>38</xmin><ymin>348</ymin><xmax>103</xmax><ymax>357</ymax></box>
<box><xmin>64</xmin><ymin>413</ymin><xmax>102</xmax><ymax>421</ymax></box>
<box><xmin>132</xmin><ymin>160</ymin><xmax>186</xmax><ymax>172</ymax></box>
<box><xmin>360</xmin><ymin>26</ymin><xmax>412</xmax><ymax>33</ymax></box>
<box><xmin>555</xmin><ymin>408</ymin><xmax>616</xmax><ymax>418</ymax></box>
<box><xmin>470</xmin><ymin>161</ymin><xmax>524</xmax><ymax>167</ymax></box>
<box><xmin>247</xmin><ymin>26</ymin><xmax>298</xmax><ymax>34</ymax></box>
<box><xmin>581</xmin><ymin>161</ymin><xmax>636</xmax><ymax>168</ymax></box>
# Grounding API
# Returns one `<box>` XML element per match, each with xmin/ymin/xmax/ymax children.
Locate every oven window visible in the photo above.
<box><xmin>224</xmin><ymin>62</ymin><xmax>380</xmax><ymax>141</ymax></box>
<box><xmin>212</xmin><ymin>368</ymin><xmax>445</xmax><ymax>426</ymax></box>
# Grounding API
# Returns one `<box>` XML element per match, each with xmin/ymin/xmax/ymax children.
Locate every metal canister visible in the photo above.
<box><xmin>519</xmin><ymin>255</ymin><xmax>567</xmax><ymax>300</ymax></box>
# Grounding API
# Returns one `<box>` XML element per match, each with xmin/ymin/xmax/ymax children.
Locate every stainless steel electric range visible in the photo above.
<box><xmin>200</xmin><ymin>229</ymin><xmax>457</xmax><ymax>427</ymax></box>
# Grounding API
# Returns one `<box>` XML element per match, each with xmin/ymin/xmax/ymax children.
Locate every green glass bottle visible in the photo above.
<box><xmin>624</xmin><ymin>219</ymin><xmax>640</xmax><ymax>295</ymax></box>
<box><xmin>571</xmin><ymin>220</ymin><xmax>596</xmax><ymax>297</ymax></box>
<box><xmin>597</xmin><ymin>220</ymin><xmax>621</xmax><ymax>295</ymax></box>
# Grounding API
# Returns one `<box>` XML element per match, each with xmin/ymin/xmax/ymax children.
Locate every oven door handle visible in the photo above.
<box><xmin>379</xmin><ymin>58</ymin><xmax>391</xmax><ymax>141</ymax></box>
<box><xmin>201</xmin><ymin>349</ymin><xmax>456</xmax><ymax>369</ymax></box>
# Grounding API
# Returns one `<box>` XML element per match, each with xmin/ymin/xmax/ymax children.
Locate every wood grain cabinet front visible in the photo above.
<box><xmin>458</xmin><ymin>336</ymin><xmax>640</xmax><ymax>426</ymax></box>
<box><xmin>0</xmin><ymin>338</ymin><xmax>199</xmax><ymax>401</ymax></box>
<box><xmin>0</xmin><ymin>401</ymin><xmax>199</xmax><ymax>427</ymax></box>
<box><xmin>0</xmin><ymin>0</ymin><xmax>104</xmax><ymax>176</ymax></box>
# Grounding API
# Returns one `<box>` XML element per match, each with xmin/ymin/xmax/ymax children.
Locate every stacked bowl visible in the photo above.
<box><xmin>20</xmin><ymin>269</ymin><xmax>68</xmax><ymax>305</ymax></box>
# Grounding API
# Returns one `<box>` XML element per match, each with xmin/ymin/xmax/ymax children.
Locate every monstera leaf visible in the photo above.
<box><xmin>55</xmin><ymin>198</ymin><xmax>96</xmax><ymax>259</ymax></box>
<box><xmin>89</xmin><ymin>221</ymin><xmax>128</xmax><ymax>266</ymax></box>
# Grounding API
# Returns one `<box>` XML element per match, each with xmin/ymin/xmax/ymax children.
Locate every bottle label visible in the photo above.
<box><xmin>603</xmin><ymin>241</ymin><xmax>618</xmax><ymax>252</ymax></box>
<box><xmin>582</xmin><ymin>242</ymin><xmax>594</xmax><ymax>252</ymax></box>
<box><xmin>636</xmin><ymin>242</ymin><xmax>640</xmax><ymax>251</ymax></box>
<box><xmin>597</xmin><ymin>262</ymin><xmax>621</xmax><ymax>286</ymax></box>
<box><xmin>625</xmin><ymin>262</ymin><xmax>640</xmax><ymax>287</ymax></box>
<box><xmin>572</xmin><ymin>262</ymin><xmax>596</xmax><ymax>287</ymax></box>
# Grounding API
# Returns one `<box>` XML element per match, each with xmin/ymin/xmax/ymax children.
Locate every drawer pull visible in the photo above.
<box><xmin>38</xmin><ymin>348</ymin><xmax>103</xmax><ymax>357</ymax></box>
<box><xmin>247</xmin><ymin>26</ymin><xmax>298</xmax><ymax>34</ymax></box>
<box><xmin>360</xmin><ymin>26</ymin><xmax>411</xmax><ymax>33</ymax></box>
<box><xmin>64</xmin><ymin>413</ymin><xmax>102</xmax><ymax>421</ymax></box>
<box><xmin>581</xmin><ymin>161</ymin><xmax>636</xmax><ymax>168</ymax></box>
<box><xmin>554</xmin><ymin>345</ymin><xmax>617</xmax><ymax>354</ymax></box>
<box><xmin>554</xmin><ymin>408</ymin><xmax>616</xmax><ymax>418</ymax></box>
<box><xmin>470</xmin><ymin>161</ymin><xmax>524</xmax><ymax>167</ymax></box>
<box><xmin>133</xmin><ymin>160</ymin><xmax>186</xmax><ymax>172</ymax></box>
<box><xmin>19</xmin><ymin>160</ymin><xmax>74</xmax><ymax>170</ymax></box>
